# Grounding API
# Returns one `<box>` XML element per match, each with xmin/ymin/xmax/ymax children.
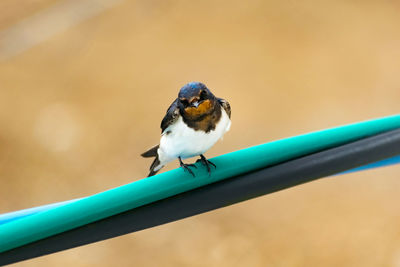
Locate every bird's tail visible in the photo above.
<box><xmin>141</xmin><ymin>145</ymin><xmax>163</xmax><ymax>177</ymax></box>
<box><xmin>141</xmin><ymin>145</ymin><xmax>159</xmax><ymax>158</ymax></box>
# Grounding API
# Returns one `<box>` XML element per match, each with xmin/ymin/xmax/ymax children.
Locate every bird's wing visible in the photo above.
<box><xmin>217</xmin><ymin>98</ymin><xmax>231</xmax><ymax>118</ymax></box>
<box><xmin>160</xmin><ymin>98</ymin><xmax>180</xmax><ymax>134</ymax></box>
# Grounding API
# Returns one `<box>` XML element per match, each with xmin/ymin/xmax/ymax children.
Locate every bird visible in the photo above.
<box><xmin>141</xmin><ymin>82</ymin><xmax>231</xmax><ymax>177</ymax></box>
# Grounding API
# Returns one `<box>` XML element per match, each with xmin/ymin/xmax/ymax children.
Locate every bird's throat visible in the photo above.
<box><xmin>182</xmin><ymin>102</ymin><xmax>222</xmax><ymax>133</ymax></box>
<box><xmin>184</xmin><ymin>99</ymin><xmax>212</xmax><ymax>118</ymax></box>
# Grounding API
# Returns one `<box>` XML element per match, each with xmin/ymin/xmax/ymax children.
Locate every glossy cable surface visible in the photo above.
<box><xmin>0</xmin><ymin>114</ymin><xmax>400</xmax><ymax>259</ymax></box>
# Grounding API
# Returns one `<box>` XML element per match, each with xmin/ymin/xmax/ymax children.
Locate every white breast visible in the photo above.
<box><xmin>158</xmin><ymin>109</ymin><xmax>231</xmax><ymax>165</ymax></box>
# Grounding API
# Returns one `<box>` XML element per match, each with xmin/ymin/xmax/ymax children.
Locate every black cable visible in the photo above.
<box><xmin>1</xmin><ymin>128</ymin><xmax>400</xmax><ymax>266</ymax></box>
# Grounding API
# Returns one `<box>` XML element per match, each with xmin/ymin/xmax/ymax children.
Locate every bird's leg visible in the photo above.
<box><xmin>179</xmin><ymin>156</ymin><xmax>197</xmax><ymax>177</ymax></box>
<box><xmin>196</xmin><ymin>154</ymin><xmax>216</xmax><ymax>175</ymax></box>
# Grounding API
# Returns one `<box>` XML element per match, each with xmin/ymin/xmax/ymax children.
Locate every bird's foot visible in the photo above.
<box><xmin>196</xmin><ymin>154</ymin><xmax>216</xmax><ymax>176</ymax></box>
<box><xmin>179</xmin><ymin>157</ymin><xmax>197</xmax><ymax>177</ymax></box>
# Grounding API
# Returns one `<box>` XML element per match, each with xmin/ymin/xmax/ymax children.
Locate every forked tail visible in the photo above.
<box><xmin>141</xmin><ymin>145</ymin><xmax>163</xmax><ymax>177</ymax></box>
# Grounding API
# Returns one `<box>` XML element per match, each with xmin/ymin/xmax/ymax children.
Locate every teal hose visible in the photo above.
<box><xmin>0</xmin><ymin>114</ymin><xmax>400</xmax><ymax>253</ymax></box>
<box><xmin>2</xmin><ymin>155</ymin><xmax>400</xmax><ymax>226</ymax></box>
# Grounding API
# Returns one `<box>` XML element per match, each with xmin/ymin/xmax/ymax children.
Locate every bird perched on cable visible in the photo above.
<box><xmin>141</xmin><ymin>82</ymin><xmax>231</xmax><ymax>177</ymax></box>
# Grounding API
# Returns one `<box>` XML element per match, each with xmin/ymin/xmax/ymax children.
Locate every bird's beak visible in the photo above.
<box><xmin>191</xmin><ymin>101</ymin><xmax>200</xmax><ymax>108</ymax></box>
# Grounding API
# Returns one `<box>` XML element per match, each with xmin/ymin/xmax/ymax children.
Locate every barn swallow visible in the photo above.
<box><xmin>141</xmin><ymin>82</ymin><xmax>231</xmax><ymax>177</ymax></box>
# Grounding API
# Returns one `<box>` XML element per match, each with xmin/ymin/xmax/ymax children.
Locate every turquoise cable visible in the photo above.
<box><xmin>1</xmin><ymin>154</ymin><xmax>400</xmax><ymax>226</ymax></box>
<box><xmin>0</xmin><ymin>114</ymin><xmax>399</xmax><ymax>253</ymax></box>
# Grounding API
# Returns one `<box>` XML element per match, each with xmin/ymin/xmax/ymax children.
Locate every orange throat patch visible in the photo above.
<box><xmin>184</xmin><ymin>99</ymin><xmax>213</xmax><ymax>118</ymax></box>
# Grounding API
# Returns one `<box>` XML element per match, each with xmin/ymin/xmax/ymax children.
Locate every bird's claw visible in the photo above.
<box><xmin>179</xmin><ymin>157</ymin><xmax>196</xmax><ymax>177</ymax></box>
<box><xmin>181</xmin><ymin>164</ymin><xmax>196</xmax><ymax>177</ymax></box>
<box><xmin>197</xmin><ymin>155</ymin><xmax>216</xmax><ymax>176</ymax></box>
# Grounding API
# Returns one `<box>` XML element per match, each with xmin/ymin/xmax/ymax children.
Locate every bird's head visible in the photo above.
<box><xmin>178</xmin><ymin>82</ymin><xmax>216</xmax><ymax>118</ymax></box>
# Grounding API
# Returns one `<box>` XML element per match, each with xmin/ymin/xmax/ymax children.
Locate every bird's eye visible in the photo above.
<box><xmin>200</xmin><ymin>90</ymin><xmax>207</xmax><ymax>100</ymax></box>
<box><xmin>180</xmin><ymin>99</ymin><xmax>189</xmax><ymax>106</ymax></box>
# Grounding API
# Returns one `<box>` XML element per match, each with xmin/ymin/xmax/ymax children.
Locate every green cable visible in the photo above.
<box><xmin>0</xmin><ymin>114</ymin><xmax>400</xmax><ymax>253</ymax></box>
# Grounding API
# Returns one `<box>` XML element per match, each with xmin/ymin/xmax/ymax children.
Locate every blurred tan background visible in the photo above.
<box><xmin>1</xmin><ymin>0</ymin><xmax>400</xmax><ymax>266</ymax></box>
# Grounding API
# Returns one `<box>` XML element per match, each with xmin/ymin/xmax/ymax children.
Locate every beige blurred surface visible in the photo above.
<box><xmin>1</xmin><ymin>0</ymin><xmax>400</xmax><ymax>266</ymax></box>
